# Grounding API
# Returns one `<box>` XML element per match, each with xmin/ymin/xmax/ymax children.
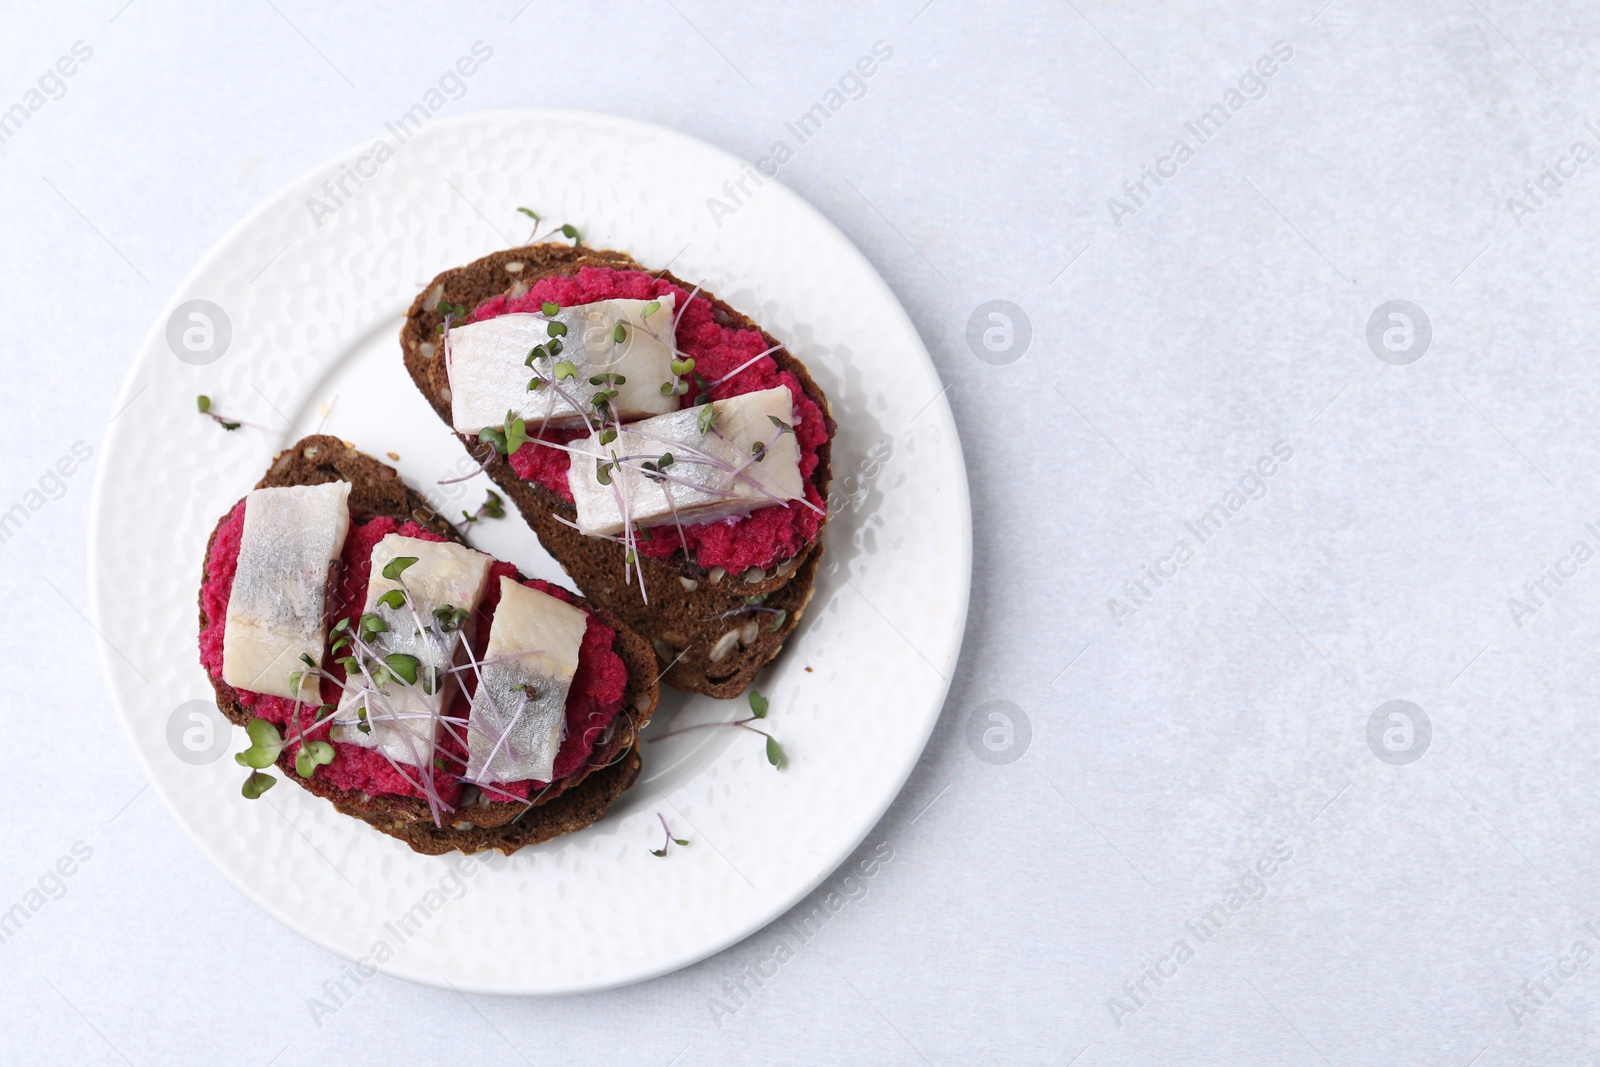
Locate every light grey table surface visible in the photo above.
<box><xmin>5</xmin><ymin>1</ymin><xmax>1600</xmax><ymax>1064</ymax></box>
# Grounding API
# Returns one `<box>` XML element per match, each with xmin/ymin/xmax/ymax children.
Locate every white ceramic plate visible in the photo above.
<box><xmin>87</xmin><ymin>110</ymin><xmax>969</xmax><ymax>994</ymax></box>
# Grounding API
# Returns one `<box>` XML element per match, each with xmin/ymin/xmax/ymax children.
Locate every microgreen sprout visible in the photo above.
<box><xmin>384</xmin><ymin>653</ymin><xmax>421</xmax><ymax>685</ymax></box>
<box><xmin>294</xmin><ymin>740</ymin><xmax>335</xmax><ymax>779</ymax></box>
<box><xmin>432</xmin><ymin>604</ymin><xmax>469</xmax><ymax>632</ymax></box>
<box><xmin>613</xmin><ymin>321</ymin><xmax>628</xmax><ymax>344</ymax></box>
<box><xmin>461</xmin><ymin>489</ymin><xmax>505</xmax><ymax>524</ymax></box>
<box><xmin>554</xmin><ymin>360</ymin><xmax>577</xmax><ymax>380</ymax></box>
<box><xmin>640</xmin><ymin>452</ymin><xmax>675</xmax><ymax>482</ymax></box>
<box><xmin>642</xmin><ymin>300</ymin><xmax>661</xmax><ymax>319</ymax></box>
<box><xmin>478</xmin><ymin>412</ymin><xmax>529</xmax><ymax>456</ymax></box>
<box><xmin>435</xmin><ymin>299</ymin><xmax>470</xmax><ymax>335</ymax></box>
<box><xmin>541</xmin><ymin>300</ymin><xmax>559</xmax><ymax>317</ymax></box>
<box><xmin>561</xmin><ymin>223</ymin><xmax>581</xmax><ymax>245</ymax></box>
<box><xmin>236</xmin><ymin>717</ymin><xmax>285</xmax><ymax>769</ymax></box>
<box><xmin>660</xmin><ymin>355</ymin><xmax>696</xmax><ymax>398</ymax></box>
<box><xmin>241</xmin><ymin>771</ymin><xmax>276</xmax><ymax>798</ymax></box>
<box><xmin>237</xmin><ymin>718</ymin><xmax>287</xmax><ymax>797</ymax></box>
<box><xmin>646</xmin><ymin>688</ymin><xmax>785</xmax><ymax>768</ymax></box>
<box><xmin>649</xmin><ymin>812</ymin><xmax>690</xmax><ymax>857</ymax></box>
<box><xmin>696</xmin><ymin>402</ymin><xmax>717</xmax><ymax>435</ymax></box>
<box><xmin>547</xmin><ymin>320</ymin><xmax>568</xmax><ymax>338</ymax></box>
<box><xmin>196</xmin><ymin>395</ymin><xmax>243</xmax><ymax>431</ymax></box>
<box><xmin>376</xmin><ymin>589</ymin><xmax>407</xmax><ymax>610</ymax></box>
<box><xmin>382</xmin><ymin>556</ymin><xmax>419</xmax><ymax>581</ymax></box>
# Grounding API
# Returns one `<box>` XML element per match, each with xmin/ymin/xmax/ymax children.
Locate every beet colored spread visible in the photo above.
<box><xmin>200</xmin><ymin>502</ymin><xmax>629</xmax><ymax>804</ymax></box>
<box><xmin>476</xmin><ymin>267</ymin><xmax>828</xmax><ymax>574</ymax></box>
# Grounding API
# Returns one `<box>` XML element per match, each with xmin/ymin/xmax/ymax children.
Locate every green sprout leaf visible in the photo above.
<box><xmin>696</xmin><ymin>403</ymin><xmax>717</xmax><ymax>435</ymax></box>
<box><xmin>479</xmin><ymin>426</ymin><xmax>508</xmax><ymax>454</ymax></box>
<box><xmin>241</xmin><ymin>771</ymin><xmax>276</xmax><ymax>799</ymax></box>
<box><xmin>670</xmin><ymin>357</ymin><xmax>695</xmax><ymax>376</ymax></box>
<box><xmin>517</xmin><ymin>206</ymin><xmax>541</xmax><ymax>223</ymax></box>
<box><xmin>765</xmin><ymin>735</ymin><xmax>785</xmax><ymax>768</ymax></box>
<box><xmin>642</xmin><ymin>300</ymin><xmax>661</xmax><ymax>318</ymax></box>
<box><xmin>377</xmin><ymin>589</ymin><xmax>407</xmax><ymax>610</ymax></box>
<box><xmin>196</xmin><ymin>394</ymin><xmax>211</xmax><ymax>413</ymax></box>
<box><xmin>659</xmin><ymin>381</ymin><xmax>675</xmax><ymax>396</ymax></box>
<box><xmin>295</xmin><ymin>741</ymin><xmax>335</xmax><ymax>779</ymax></box>
<box><xmin>613</xmin><ymin>321</ymin><xmax>628</xmax><ymax>344</ymax></box>
<box><xmin>547</xmin><ymin>320</ymin><xmax>568</xmax><ymax>338</ymax></box>
<box><xmin>238</xmin><ymin>717</ymin><xmax>284</xmax><ymax>769</ymax></box>
<box><xmin>503</xmin><ymin>414</ymin><xmax>529</xmax><ymax>455</ymax></box>
<box><xmin>764</xmin><ymin>608</ymin><xmax>787</xmax><ymax>633</ymax></box>
<box><xmin>554</xmin><ymin>360</ymin><xmax>577</xmax><ymax>380</ymax></box>
<box><xmin>560</xmin><ymin>223</ymin><xmax>580</xmax><ymax>243</ymax></box>
<box><xmin>541</xmin><ymin>300</ymin><xmax>559</xmax><ymax>317</ymax></box>
<box><xmin>246</xmin><ymin>717</ymin><xmax>281</xmax><ymax>751</ymax></box>
<box><xmin>238</xmin><ymin>746</ymin><xmax>278</xmax><ymax>770</ymax></box>
<box><xmin>384</xmin><ymin>653</ymin><xmax>421</xmax><ymax>685</ymax></box>
<box><xmin>360</xmin><ymin>612</ymin><xmax>388</xmax><ymax>636</ymax></box>
<box><xmin>481</xmin><ymin>490</ymin><xmax>505</xmax><ymax>519</ymax></box>
<box><xmin>596</xmin><ymin>459</ymin><xmax>612</xmax><ymax>486</ymax></box>
<box><xmin>658</xmin><ymin>452</ymin><xmax>674</xmax><ymax>470</ymax></box>
<box><xmin>748</xmin><ymin>690</ymin><xmax>769</xmax><ymax>719</ymax></box>
<box><xmin>432</xmin><ymin>605</ymin><xmax>469</xmax><ymax>632</ymax></box>
<box><xmin>599</xmin><ymin>428</ymin><xmax>617</xmax><ymax>446</ymax></box>
<box><xmin>382</xmin><ymin>556</ymin><xmax>419</xmax><ymax>581</ymax></box>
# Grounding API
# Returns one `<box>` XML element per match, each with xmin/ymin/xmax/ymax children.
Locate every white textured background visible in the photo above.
<box><xmin>2</xmin><ymin>1</ymin><xmax>1598</xmax><ymax>1064</ymax></box>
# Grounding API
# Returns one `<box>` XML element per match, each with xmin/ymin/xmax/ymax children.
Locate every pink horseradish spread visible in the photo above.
<box><xmin>473</xmin><ymin>267</ymin><xmax>828</xmax><ymax>574</ymax></box>
<box><xmin>199</xmin><ymin>503</ymin><xmax>629</xmax><ymax>805</ymax></box>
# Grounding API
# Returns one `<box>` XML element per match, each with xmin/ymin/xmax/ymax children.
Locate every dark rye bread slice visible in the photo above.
<box><xmin>400</xmin><ymin>244</ymin><xmax>832</xmax><ymax>698</ymax></box>
<box><xmin>198</xmin><ymin>435</ymin><xmax>656</xmax><ymax>856</ymax></box>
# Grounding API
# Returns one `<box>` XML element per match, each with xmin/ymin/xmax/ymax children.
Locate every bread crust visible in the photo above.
<box><xmin>400</xmin><ymin>245</ymin><xmax>833</xmax><ymax>698</ymax></box>
<box><xmin>197</xmin><ymin>435</ymin><xmax>655</xmax><ymax>856</ymax></box>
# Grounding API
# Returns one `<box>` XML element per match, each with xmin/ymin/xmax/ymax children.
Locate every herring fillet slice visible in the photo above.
<box><xmin>466</xmin><ymin>578</ymin><xmax>589</xmax><ymax>784</ymax></box>
<box><xmin>448</xmin><ymin>295</ymin><xmax>678</xmax><ymax>433</ymax></box>
<box><xmin>331</xmin><ymin>535</ymin><xmax>493</xmax><ymax>767</ymax></box>
<box><xmin>566</xmin><ymin>386</ymin><xmax>805</xmax><ymax>537</ymax></box>
<box><xmin>222</xmin><ymin>482</ymin><xmax>351</xmax><ymax>701</ymax></box>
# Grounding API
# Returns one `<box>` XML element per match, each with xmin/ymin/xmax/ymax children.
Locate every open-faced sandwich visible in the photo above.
<box><xmin>402</xmin><ymin>243</ymin><xmax>834</xmax><ymax>698</ymax></box>
<box><xmin>197</xmin><ymin>435</ymin><xmax>659</xmax><ymax>855</ymax></box>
